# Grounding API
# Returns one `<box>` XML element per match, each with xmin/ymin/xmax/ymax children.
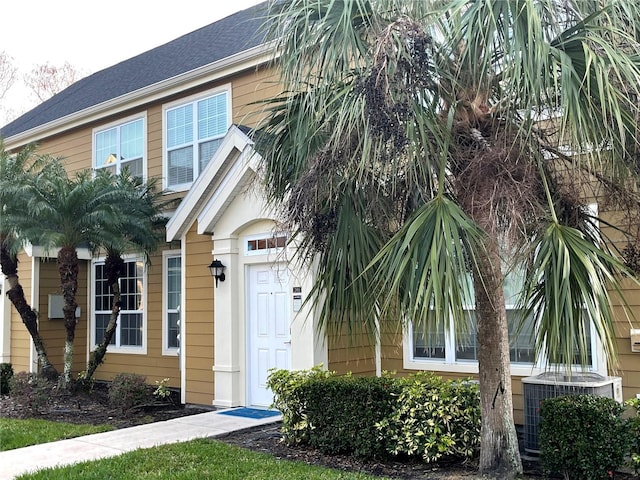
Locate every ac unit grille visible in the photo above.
<box><xmin>522</xmin><ymin>373</ymin><xmax>621</xmax><ymax>453</ymax></box>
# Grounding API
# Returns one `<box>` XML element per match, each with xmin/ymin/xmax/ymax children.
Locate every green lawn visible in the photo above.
<box><xmin>0</xmin><ymin>418</ymin><xmax>113</xmax><ymax>451</ymax></box>
<box><xmin>16</xmin><ymin>438</ymin><xmax>386</xmax><ymax>479</ymax></box>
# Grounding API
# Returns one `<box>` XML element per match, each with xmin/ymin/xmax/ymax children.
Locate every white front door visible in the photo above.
<box><xmin>247</xmin><ymin>264</ymin><xmax>291</xmax><ymax>407</ymax></box>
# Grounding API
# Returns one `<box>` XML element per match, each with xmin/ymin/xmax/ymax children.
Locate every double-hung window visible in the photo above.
<box><xmin>94</xmin><ymin>116</ymin><xmax>145</xmax><ymax>178</ymax></box>
<box><xmin>163</xmin><ymin>251</ymin><xmax>181</xmax><ymax>355</ymax></box>
<box><xmin>164</xmin><ymin>87</ymin><xmax>231</xmax><ymax>190</ymax></box>
<box><xmin>406</xmin><ymin>267</ymin><xmax>598</xmax><ymax>375</ymax></box>
<box><xmin>93</xmin><ymin>258</ymin><xmax>145</xmax><ymax>353</ymax></box>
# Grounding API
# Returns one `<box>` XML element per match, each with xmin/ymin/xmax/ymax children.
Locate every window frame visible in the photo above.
<box><xmin>91</xmin><ymin>255</ymin><xmax>147</xmax><ymax>355</ymax></box>
<box><xmin>162</xmin><ymin>250</ymin><xmax>182</xmax><ymax>356</ymax></box>
<box><xmin>92</xmin><ymin>113</ymin><xmax>147</xmax><ymax>179</ymax></box>
<box><xmin>403</xmin><ymin>203</ymin><xmax>607</xmax><ymax>376</ymax></box>
<box><xmin>162</xmin><ymin>85</ymin><xmax>232</xmax><ymax>191</ymax></box>
<box><xmin>244</xmin><ymin>233</ymin><xmax>289</xmax><ymax>257</ymax></box>
<box><xmin>404</xmin><ymin>315</ymin><xmax>605</xmax><ymax>377</ymax></box>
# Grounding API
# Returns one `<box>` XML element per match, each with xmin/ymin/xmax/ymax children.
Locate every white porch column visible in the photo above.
<box><xmin>212</xmin><ymin>236</ymin><xmax>242</xmax><ymax>407</ymax></box>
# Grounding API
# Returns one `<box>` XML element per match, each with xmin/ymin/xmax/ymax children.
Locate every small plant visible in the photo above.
<box><xmin>0</xmin><ymin>362</ymin><xmax>13</xmax><ymax>395</ymax></box>
<box><xmin>74</xmin><ymin>370</ymin><xmax>95</xmax><ymax>393</ymax></box>
<box><xmin>153</xmin><ymin>378</ymin><xmax>172</xmax><ymax>401</ymax></box>
<box><xmin>108</xmin><ymin>373</ymin><xmax>152</xmax><ymax>411</ymax></box>
<box><xmin>539</xmin><ymin>394</ymin><xmax>630</xmax><ymax>480</ymax></box>
<box><xmin>8</xmin><ymin>371</ymin><xmax>52</xmax><ymax>414</ymax></box>
<box><xmin>376</xmin><ymin>372</ymin><xmax>481</xmax><ymax>463</ymax></box>
<box><xmin>625</xmin><ymin>397</ymin><xmax>640</xmax><ymax>474</ymax></box>
<box><xmin>267</xmin><ymin>365</ymin><xmax>333</xmax><ymax>445</ymax></box>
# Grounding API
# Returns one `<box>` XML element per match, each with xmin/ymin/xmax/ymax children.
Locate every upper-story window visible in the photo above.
<box><xmin>164</xmin><ymin>87</ymin><xmax>231</xmax><ymax>190</ymax></box>
<box><xmin>94</xmin><ymin>116</ymin><xmax>145</xmax><ymax>178</ymax></box>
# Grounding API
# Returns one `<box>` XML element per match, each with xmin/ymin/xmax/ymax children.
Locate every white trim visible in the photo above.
<box><xmin>165</xmin><ymin>125</ymin><xmax>256</xmax><ymax>241</ymax></box>
<box><xmin>196</xmin><ymin>149</ymin><xmax>260</xmax><ymax>234</ymax></box>
<box><xmin>4</xmin><ymin>42</ymin><xmax>276</xmax><ymax>150</ymax></box>
<box><xmin>24</xmin><ymin>244</ymin><xmax>92</xmax><ymax>260</ymax></box>
<box><xmin>245</xmin><ymin>262</ymin><xmax>292</xmax><ymax>407</ymax></box>
<box><xmin>30</xmin><ymin>257</ymin><xmax>39</xmax><ymax>373</ymax></box>
<box><xmin>162</xmin><ymin>250</ymin><xmax>181</xmax><ymax>356</ymax></box>
<box><xmin>89</xmin><ymin>255</ymin><xmax>148</xmax><ymax>355</ymax></box>
<box><xmin>92</xmin><ymin>112</ymin><xmax>148</xmax><ymax>181</ymax></box>
<box><xmin>179</xmin><ymin>235</ymin><xmax>187</xmax><ymax>404</ymax></box>
<box><xmin>0</xmin><ymin>277</ymin><xmax>10</xmax><ymax>363</ymax></box>
<box><xmin>162</xmin><ymin>84</ymin><xmax>233</xmax><ymax>191</ymax></box>
<box><xmin>243</xmin><ymin>233</ymin><xmax>288</xmax><ymax>257</ymax></box>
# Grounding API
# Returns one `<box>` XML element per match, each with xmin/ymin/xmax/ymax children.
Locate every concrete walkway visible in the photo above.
<box><xmin>0</xmin><ymin>409</ymin><xmax>282</xmax><ymax>479</ymax></box>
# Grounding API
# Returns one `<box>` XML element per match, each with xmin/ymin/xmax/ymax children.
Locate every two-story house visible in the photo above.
<box><xmin>2</xmin><ymin>2</ymin><xmax>639</xmax><ymax>422</ymax></box>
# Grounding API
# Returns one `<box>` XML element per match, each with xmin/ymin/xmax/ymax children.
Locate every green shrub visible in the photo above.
<box><xmin>298</xmin><ymin>374</ymin><xmax>400</xmax><ymax>458</ymax></box>
<box><xmin>0</xmin><ymin>362</ymin><xmax>13</xmax><ymax>395</ymax></box>
<box><xmin>267</xmin><ymin>365</ymin><xmax>333</xmax><ymax>445</ymax></box>
<box><xmin>268</xmin><ymin>367</ymin><xmax>480</xmax><ymax>462</ymax></box>
<box><xmin>625</xmin><ymin>397</ymin><xmax>640</xmax><ymax>474</ymax></box>
<box><xmin>108</xmin><ymin>373</ymin><xmax>152</xmax><ymax>411</ymax></box>
<box><xmin>376</xmin><ymin>372</ymin><xmax>480</xmax><ymax>463</ymax></box>
<box><xmin>539</xmin><ymin>394</ymin><xmax>630</xmax><ymax>480</ymax></box>
<box><xmin>8</xmin><ymin>371</ymin><xmax>53</xmax><ymax>414</ymax></box>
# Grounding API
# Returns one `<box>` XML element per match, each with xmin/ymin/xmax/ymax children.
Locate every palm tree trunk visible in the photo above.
<box><xmin>0</xmin><ymin>240</ymin><xmax>58</xmax><ymax>379</ymax></box>
<box><xmin>57</xmin><ymin>245</ymin><xmax>79</xmax><ymax>389</ymax></box>
<box><xmin>84</xmin><ymin>280</ymin><xmax>120</xmax><ymax>381</ymax></box>
<box><xmin>83</xmin><ymin>252</ymin><xmax>125</xmax><ymax>383</ymax></box>
<box><xmin>474</xmin><ymin>235</ymin><xmax>523</xmax><ymax>475</ymax></box>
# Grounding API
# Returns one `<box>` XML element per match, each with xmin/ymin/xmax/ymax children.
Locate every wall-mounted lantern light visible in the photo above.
<box><xmin>208</xmin><ymin>259</ymin><xmax>226</xmax><ymax>287</ymax></box>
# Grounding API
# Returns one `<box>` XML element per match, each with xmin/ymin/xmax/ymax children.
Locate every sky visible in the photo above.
<box><xmin>0</xmin><ymin>0</ymin><xmax>264</xmax><ymax>125</ymax></box>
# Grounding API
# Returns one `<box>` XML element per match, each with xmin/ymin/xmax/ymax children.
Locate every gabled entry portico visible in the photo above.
<box><xmin>166</xmin><ymin>126</ymin><xmax>327</xmax><ymax>407</ymax></box>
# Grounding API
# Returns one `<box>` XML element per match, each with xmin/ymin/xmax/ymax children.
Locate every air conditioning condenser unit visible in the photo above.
<box><xmin>522</xmin><ymin>372</ymin><xmax>622</xmax><ymax>454</ymax></box>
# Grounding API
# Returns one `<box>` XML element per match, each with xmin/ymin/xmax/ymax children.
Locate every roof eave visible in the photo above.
<box><xmin>4</xmin><ymin>41</ymin><xmax>277</xmax><ymax>150</ymax></box>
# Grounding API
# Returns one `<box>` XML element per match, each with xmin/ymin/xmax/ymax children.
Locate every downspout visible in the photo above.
<box><xmin>30</xmin><ymin>257</ymin><xmax>40</xmax><ymax>373</ymax></box>
<box><xmin>180</xmin><ymin>233</ymin><xmax>187</xmax><ymax>404</ymax></box>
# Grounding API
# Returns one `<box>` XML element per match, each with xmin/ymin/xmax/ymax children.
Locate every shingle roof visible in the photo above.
<box><xmin>0</xmin><ymin>1</ymin><xmax>270</xmax><ymax>140</ymax></box>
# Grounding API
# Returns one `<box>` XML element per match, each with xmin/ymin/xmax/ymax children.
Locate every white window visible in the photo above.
<box><xmin>93</xmin><ymin>258</ymin><xmax>146</xmax><ymax>353</ymax></box>
<box><xmin>164</xmin><ymin>87</ymin><xmax>231</xmax><ymax>190</ymax></box>
<box><xmin>94</xmin><ymin>116</ymin><xmax>146</xmax><ymax>178</ymax></box>
<box><xmin>245</xmin><ymin>234</ymin><xmax>287</xmax><ymax>255</ymax></box>
<box><xmin>405</xmin><ymin>266</ymin><xmax>602</xmax><ymax>376</ymax></box>
<box><xmin>163</xmin><ymin>251</ymin><xmax>181</xmax><ymax>355</ymax></box>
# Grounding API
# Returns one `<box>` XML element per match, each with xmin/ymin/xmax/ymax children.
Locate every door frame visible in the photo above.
<box><xmin>245</xmin><ymin>262</ymin><xmax>291</xmax><ymax>407</ymax></box>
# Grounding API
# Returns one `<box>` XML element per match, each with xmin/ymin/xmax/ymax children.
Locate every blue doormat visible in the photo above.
<box><xmin>218</xmin><ymin>407</ymin><xmax>280</xmax><ymax>419</ymax></box>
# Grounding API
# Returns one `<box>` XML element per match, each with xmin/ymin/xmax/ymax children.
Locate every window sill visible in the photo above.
<box><xmin>403</xmin><ymin>357</ymin><xmax>545</xmax><ymax>377</ymax></box>
<box><xmin>90</xmin><ymin>345</ymin><xmax>147</xmax><ymax>355</ymax></box>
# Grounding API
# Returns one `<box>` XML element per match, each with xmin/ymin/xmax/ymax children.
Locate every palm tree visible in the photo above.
<box><xmin>82</xmin><ymin>170</ymin><xmax>168</xmax><ymax>383</ymax></box>
<box><xmin>258</xmin><ymin>0</ymin><xmax>640</xmax><ymax>476</ymax></box>
<box><xmin>3</xmin><ymin>167</ymin><xmax>130</xmax><ymax>388</ymax></box>
<box><xmin>0</xmin><ymin>141</ymin><xmax>59</xmax><ymax>379</ymax></box>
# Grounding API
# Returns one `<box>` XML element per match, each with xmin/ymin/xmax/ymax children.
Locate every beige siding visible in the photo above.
<box><xmin>9</xmin><ymin>253</ymin><xmax>34</xmax><ymax>373</ymax></box>
<box><xmin>232</xmin><ymin>66</ymin><xmax>281</xmax><ymax>127</ymax></box>
<box><xmin>327</xmin><ymin>330</ymin><xmax>376</xmax><ymax>376</ymax></box>
<box><xmin>37</xmin><ymin>257</ymin><xmax>88</xmax><ymax>375</ymax></box>
<box><xmin>183</xmin><ymin>223</ymin><xmax>215</xmax><ymax>405</ymax></box>
<box><xmin>89</xmin><ymin>249</ymin><xmax>182</xmax><ymax>389</ymax></box>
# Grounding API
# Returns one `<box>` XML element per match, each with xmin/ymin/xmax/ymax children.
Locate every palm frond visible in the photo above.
<box><xmin>302</xmin><ymin>185</ymin><xmax>387</xmax><ymax>341</ymax></box>
<box><xmin>518</xmin><ymin>221</ymin><xmax>634</xmax><ymax>370</ymax></box>
<box><xmin>371</xmin><ymin>195</ymin><xmax>484</xmax><ymax>336</ymax></box>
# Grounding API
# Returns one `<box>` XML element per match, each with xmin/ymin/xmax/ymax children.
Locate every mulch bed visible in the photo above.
<box><xmin>1</xmin><ymin>385</ymin><xmax>636</xmax><ymax>479</ymax></box>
